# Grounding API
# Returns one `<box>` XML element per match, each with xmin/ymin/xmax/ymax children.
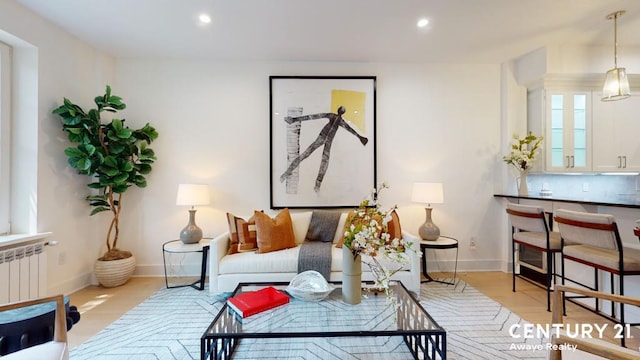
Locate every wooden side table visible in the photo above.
<box><xmin>162</xmin><ymin>238</ymin><xmax>210</xmax><ymax>291</ymax></box>
<box><xmin>420</xmin><ymin>236</ymin><xmax>459</xmax><ymax>285</ymax></box>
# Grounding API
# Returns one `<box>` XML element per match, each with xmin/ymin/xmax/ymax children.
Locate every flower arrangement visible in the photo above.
<box><xmin>503</xmin><ymin>132</ymin><xmax>543</xmax><ymax>172</ymax></box>
<box><xmin>342</xmin><ymin>182</ymin><xmax>414</xmax><ymax>301</ymax></box>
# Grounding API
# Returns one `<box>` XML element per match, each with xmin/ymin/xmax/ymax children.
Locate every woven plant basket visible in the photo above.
<box><xmin>94</xmin><ymin>255</ymin><xmax>136</xmax><ymax>288</ymax></box>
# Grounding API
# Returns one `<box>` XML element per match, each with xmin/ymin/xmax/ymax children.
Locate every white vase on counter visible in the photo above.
<box><xmin>518</xmin><ymin>169</ymin><xmax>529</xmax><ymax>196</ymax></box>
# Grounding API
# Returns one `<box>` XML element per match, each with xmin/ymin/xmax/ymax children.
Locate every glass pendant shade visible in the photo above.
<box><xmin>602</xmin><ymin>67</ymin><xmax>630</xmax><ymax>101</ymax></box>
<box><xmin>601</xmin><ymin>10</ymin><xmax>630</xmax><ymax>102</ymax></box>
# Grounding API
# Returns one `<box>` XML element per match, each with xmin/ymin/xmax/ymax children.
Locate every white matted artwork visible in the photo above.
<box><xmin>270</xmin><ymin>76</ymin><xmax>377</xmax><ymax>209</ymax></box>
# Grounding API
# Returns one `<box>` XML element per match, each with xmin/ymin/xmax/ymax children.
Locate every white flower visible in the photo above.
<box><xmin>342</xmin><ymin>182</ymin><xmax>416</xmax><ymax>305</ymax></box>
<box><xmin>503</xmin><ymin>132</ymin><xmax>543</xmax><ymax>171</ymax></box>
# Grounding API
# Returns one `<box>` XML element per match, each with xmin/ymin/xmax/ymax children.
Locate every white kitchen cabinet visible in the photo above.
<box><xmin>544</xmin><ymin>90</ymin><xmax>592</xmax><ymax>172</ymax></box>
<box><xmin>592</xmin><ymin>94</ymin><xmax>640</xmax><ymax>172</ymax></box>
<box><xmin>527</xmin><ymin>75</ymin><xmax>640</xmax><ymax>174</ymax></box>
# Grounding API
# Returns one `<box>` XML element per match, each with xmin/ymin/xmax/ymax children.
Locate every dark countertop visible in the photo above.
<box><xmin>494</xmin><ymin>194</ymin><xmax>640</xmax><ymax>209</ymax></box>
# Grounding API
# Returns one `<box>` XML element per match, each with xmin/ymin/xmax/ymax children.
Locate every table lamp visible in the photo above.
<box><xmin>176</xmin><ymin>183</ymin><xmax>210</xmax><ymax>244</ymax></box>
<box><xmin>411</xmin><ymin>182</ymin><xmax>444</xmax><ymax>241</ymax></box>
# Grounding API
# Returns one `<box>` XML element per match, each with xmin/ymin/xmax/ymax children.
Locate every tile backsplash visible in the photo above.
<box><xmin>525</xmin><ymin>173</ymin><xmax>638</xmax><ymax>202</ymax></box>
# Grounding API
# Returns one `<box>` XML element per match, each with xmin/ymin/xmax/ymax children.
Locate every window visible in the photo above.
<box><xmin>0</xmin><ymin>41</ymin><xmax>11</xmax><ymax>234</ymax></box>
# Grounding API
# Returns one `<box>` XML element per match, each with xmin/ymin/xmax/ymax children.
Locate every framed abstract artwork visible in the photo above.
<box><xmin>269</xmin><ymin>76</ymin><xmax>377</xmax><ymax>209</ymax></box>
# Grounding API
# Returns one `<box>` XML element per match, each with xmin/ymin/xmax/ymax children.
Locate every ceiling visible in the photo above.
<box><xmin>13</xmin><ymin>0</ymin><xmax>640</xmax><ymax>63</ymax></box>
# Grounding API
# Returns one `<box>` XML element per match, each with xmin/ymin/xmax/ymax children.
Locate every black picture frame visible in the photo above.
<box><xmin>269</xmin><ymin>76</ymin><xmax>377</xmax><ymax>209</ymax></box>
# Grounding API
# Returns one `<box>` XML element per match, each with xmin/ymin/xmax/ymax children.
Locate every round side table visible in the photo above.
<box><xmin>162</xmin><ymin>238</ymin><xmax>211</xmax><ymax>291</ymax></box>
<box><xmin>420</xmin><ymin>236</ymin><xmax>459</xmax><ymax>285</ymax></box>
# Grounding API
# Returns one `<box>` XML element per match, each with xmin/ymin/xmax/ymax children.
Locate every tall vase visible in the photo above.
<box><xmin>342</xmin><ymin>246</ymin><xmax>362</xmax><ymax>305</ymax></box>
<box><xmin>518</xmin><ymin>169</ymin><xmax>529</xmax><ymax>196</ymax></box>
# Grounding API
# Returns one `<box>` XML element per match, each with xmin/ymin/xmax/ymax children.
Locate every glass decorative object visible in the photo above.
<box><xmin>286</xmin><ymin>270</ymin><xmax>335</xmax><ymax>302</ymax></box>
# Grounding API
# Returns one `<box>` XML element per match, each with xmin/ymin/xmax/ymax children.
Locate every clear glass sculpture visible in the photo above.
<box><xmin>286</xmin><ymin>270</ymin><xmax>335</xmax><ymax>302</ymax></box>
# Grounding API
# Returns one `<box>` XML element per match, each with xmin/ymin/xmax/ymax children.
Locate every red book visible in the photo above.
<box><xmin>227</xmin><ymin>286</ymin><xmax>290</xmax><ymax>318</ymax></box>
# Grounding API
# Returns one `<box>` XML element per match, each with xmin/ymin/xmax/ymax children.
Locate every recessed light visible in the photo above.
<box><xmin>199</xmin><ymin>13</ymin><xmax>212</xmax><ymax>24</ymax></box>
<box><xmin>417</xmin><ymin>18</ymin><xmax>429</xmax><ymax>28</ymax></box>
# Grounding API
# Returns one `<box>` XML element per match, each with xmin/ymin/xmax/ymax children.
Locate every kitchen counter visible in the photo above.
<box><xmin>494</xmin><ymin>194</ymin><xmax>640</xmax><ymax>209</ymax></box>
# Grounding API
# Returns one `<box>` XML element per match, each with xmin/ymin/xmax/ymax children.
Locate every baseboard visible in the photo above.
<box><xmin>134</xmin><ymin>264</ymin><xmax>164</xmax><ymax>276</ymax></box>
<box><xmin>49</xmin><ymin>265</ymin><xmax>196</xmax><ymax>296</ymax></box>
<box><xmin>136</xmin><ymin>260</ymin><xmax>505</xmax><ymax>278</ymax></box>
<box><xmin>57</xmin><ymin>260</ymin><xmax>504</xmax><ymax>288</ymax></box>
<box><xmin>48</xmin><ymin>271</ymin><xmax>93</xmax><ymax>296</ymax></box>
<box><xmin>135</xmin><ymin>264</ymin><xmax>203</xmax><ymax>277</ymax></box>
<box><xmin>458</xmin><ymin>259</ymin><xmax>503</xmax><ymax>272</ymax></box>
<box><xmin>425</xmin><ymin>259</ymin><xmax>503</xmax><ymax>273</ymax></box>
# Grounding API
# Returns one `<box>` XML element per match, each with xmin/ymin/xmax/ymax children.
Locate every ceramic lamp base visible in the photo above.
<box><xmin>419</xmin><ymin>207</ymin><xmax>440</xmax><ymax>241</ymax></box>
<box><xmin>180</xmin><ymin>209</ymin><xmax>203</xmax><ymax>244</ymax></box>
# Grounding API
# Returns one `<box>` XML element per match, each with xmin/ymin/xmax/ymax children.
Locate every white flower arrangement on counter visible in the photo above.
<box><xmin>503</xmin><ymin>132</ymin><xmax>543</xmax><ymax>171</ymax></box>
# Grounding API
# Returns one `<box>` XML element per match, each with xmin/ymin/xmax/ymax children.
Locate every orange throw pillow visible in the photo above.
<box><xmin>388</xmin><ymin>210</ymin><xmax>402</xmax><ymax>240</ymax></box>
<box><xmin>254</xmin><ymin>208</ymin><xmax>296</xmax><ymax>254</ymax></box>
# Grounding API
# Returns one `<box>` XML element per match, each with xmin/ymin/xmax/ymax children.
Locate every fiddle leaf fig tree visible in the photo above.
<box><xmin>53</xmin><ymin>85</ymin><xmax>159</xmax><ymax>261</ymax></box>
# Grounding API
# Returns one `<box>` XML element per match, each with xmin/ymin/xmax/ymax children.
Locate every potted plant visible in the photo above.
<box><xmin>52</xmin><ymin>85</ymin><xmax>158</xmax><ymax>287</ymax></box>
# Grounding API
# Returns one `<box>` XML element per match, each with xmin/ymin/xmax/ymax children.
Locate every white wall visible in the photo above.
<box><xmin>7</xmin><ymin>1</ymin><xmax>639</xmax><ymax>295</ymax></box>
<box><xmin>113</xmin><ymin>59</ymin><xmax>505</xmax><ymax>276</ymax></box>
<box><xmin>0</xmin><ymin>0</ymin><xmax>508</xmax><ymax>295</ymax></box>
<box><xmin>0</xmin><ymin>0</ymin><xmax>115</xmax><ymax>295</ymax></box>
<box><xmin>547</xmin><ymin>44</ymin><xmax>640</xmax><ymax>75</ymax></box>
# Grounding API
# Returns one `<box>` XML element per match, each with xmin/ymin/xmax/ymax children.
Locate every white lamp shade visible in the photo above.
<box><xmin>176</xmin><ymin>184</ymin><xmax>210</xmax><ymax>206</ymax></box>
<box><xmin>411</xmin><ymin>182</ymin><xmax>444</xmax><ymax>205</ymax></box>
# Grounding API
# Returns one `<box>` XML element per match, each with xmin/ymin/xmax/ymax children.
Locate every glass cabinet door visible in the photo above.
<box><xmin>549</xmin><ymin>94</ymin><xmax>564</xmax><ymax>168</ymax></box>
<box><xmin>546</xmin><ymin>91</ymin><xmax>591</xmax><ymax>172</ymax></box>
<box><xmin>572</xmin><ymin>94</ymin><xmax>587</xmax><ymax>168</ymax></box>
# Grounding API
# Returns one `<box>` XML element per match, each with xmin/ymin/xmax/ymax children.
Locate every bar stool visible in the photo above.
<box><xmin>554</xmin><ymin>209</ymin><xmax>640</xmax><ymax>347</ymax></box>
<box><xmin>506</xmin><ymin>203</ymin><xmax>561</xmax><ymax>311</ymax></box>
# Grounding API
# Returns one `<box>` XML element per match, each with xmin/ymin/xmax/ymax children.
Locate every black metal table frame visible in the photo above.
<box><xmin>421</xmin><ymin>236</ymin><xmax>459</xmax><ymax>285</ymax></box>
<box><xmin>162</xmin><ymin>240</ymin><xmax>209</xmax><ymax>291</ymax></box>
<box><xmin>201</xmin><ymin>281</ymin><xmax>446</xmax><ymax>360</ymax></box>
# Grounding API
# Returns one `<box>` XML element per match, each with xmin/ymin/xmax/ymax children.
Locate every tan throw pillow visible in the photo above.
<box><xmin>254</xmin><ymin>208</ymin><xmax>296</xmax><ymax>254</ymax></box>
<box><xmin>336</xmin><ymin>211</ymin><xmax>356</xmax><ymax>248</ymax></box>
<box><xmin>388</xmin><ymin>210</ymin><xmax>402</xmax><ymax>240</ymax></box>
<box><xmin>226</xmin><ymin>213</ymin><xmax>258</xmax><ymax>255</ymax></box>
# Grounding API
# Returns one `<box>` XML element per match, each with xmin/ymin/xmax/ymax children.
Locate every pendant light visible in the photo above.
<box><xmin>602</xmin><ymin>10</ymin><xmax>630</xmax><ymax>102</ymax></box>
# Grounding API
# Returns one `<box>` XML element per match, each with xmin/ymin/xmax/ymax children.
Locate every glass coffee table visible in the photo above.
<box><xmin>201</xmin><ymin>281</ymin><xmax>446</xmax><ymax>360</ymax></box>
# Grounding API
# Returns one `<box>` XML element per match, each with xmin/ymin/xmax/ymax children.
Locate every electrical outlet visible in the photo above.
<box><xmin>58</xmin><ymin>251</ymin><xmax>67</xmax><ymax>265</ymax></box>
<box><xmin>470</xmin><ymin>236</ymin><xmax>477</xmax><ymax>250</ymax></box>
<box><xmin>583</xmin><ymin>183</ymin><xmax>589</xmax><ymax>192</ymax></box>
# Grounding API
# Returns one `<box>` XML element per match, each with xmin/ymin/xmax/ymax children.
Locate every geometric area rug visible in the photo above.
<box><xmin>70</xmin><ymin>279</ymin><xmax>548</xmax><ymax>359</ymax></box>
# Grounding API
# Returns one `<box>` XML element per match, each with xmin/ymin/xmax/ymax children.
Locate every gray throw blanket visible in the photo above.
<box><xmin>297</xmin><ymin>210</ymin><xmax>342</xmax><ymax>281</ymax></box>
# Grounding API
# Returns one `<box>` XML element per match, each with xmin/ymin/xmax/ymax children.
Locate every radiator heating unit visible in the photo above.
<box><xmin>0</xmin><ymin>240</ymin><xmax>48</xmax><ymax>304</ymax></box>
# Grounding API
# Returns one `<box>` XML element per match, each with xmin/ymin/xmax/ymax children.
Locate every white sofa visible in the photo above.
<box><xmin>209</xmin><ymin>211</ymin><xmax>421</xmax><ymax>294</ymax></box>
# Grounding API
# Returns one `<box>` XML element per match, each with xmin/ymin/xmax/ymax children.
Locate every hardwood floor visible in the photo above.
<box><xmin>66</xmin><ymin>272</ymin><xmax>640</xmax><ymax>352</ymax></box>
<box><xmin>459</xmin><ymin>271</ymin><xmax>640</xmax><ymax>350</ymax></box>
<box><xmin>67</xmin><ymin>276</ymin><xmax>166</xmax><ymax>348</ymax></box>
